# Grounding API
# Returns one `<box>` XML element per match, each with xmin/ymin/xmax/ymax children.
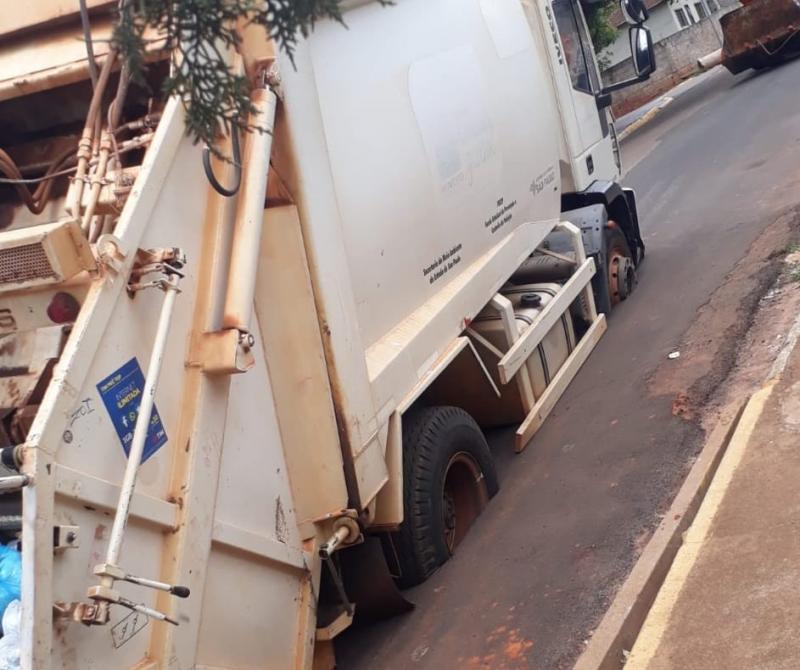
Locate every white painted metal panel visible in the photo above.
<box><xmin>308</xmin><ymin>0</ymin><xmax>562</xmax><ymax>348</ymax></box>
<box><xmin>194</xmin><ymin>549</ymin><xmax>308</xmax><ymax>669</ymax></box>
<box><xmin>53</xmin><ymin>138</ymin><xmax>206</xmax><ymax>503</ymax></box>
<box><xmin>213</xmin><ymin>318</ymin><xmax>301</xmax><ymax>550</ymax></box>
<box><xmin>280</xmin><ymin>0</ymin><xmax>564</xmax><ymax>506</ymax></box>
<box><xmin>49</xmin><ymin>502</ymin><xmax>167</xmax><ymax>669</ymax></box>
<box><xmin>22</xmin><ymin>109</ymin><xmax>314</xmax><ymax>668</ymax></box>
<box><xmin>195</xmin><ymin>320</ymin><xmax>308</xmax><ymax>668</ymax></box>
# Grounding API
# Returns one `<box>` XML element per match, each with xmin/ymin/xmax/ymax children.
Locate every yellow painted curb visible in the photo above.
<box><xmin>617</xmin><ymin>97</ymin><xmax>673</xmax><ymax>141</ymax></box>
<box><xmin>625</xmin><ymin>382</ymin><xmax>776</xmax><ymax>668</ymax></box>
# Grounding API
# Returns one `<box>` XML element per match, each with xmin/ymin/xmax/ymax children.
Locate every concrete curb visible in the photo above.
<box><xmin>617</xmin><ymin>97</ymin><xmax>673</xmax><ymax>142</ymax></box>
<box><xmin>572</xmin><ymin>403</ymin><xmax>746</xmax><ymax>670</ymax></box>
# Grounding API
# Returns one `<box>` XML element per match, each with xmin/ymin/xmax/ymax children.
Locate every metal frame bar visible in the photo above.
<box><xmin>493</xmin><ymin>220</ymin><xmax>605</xmax><ymax>452</ymax></box>
<box><xmin>496</xmin><ymin>257</ymin><xmax>595</xmax><ymax>384</ymax></box>
<box><xmin>490</xmin><ymin>294</ymin><xmax>536</xmax><ymax>411</ymax></box>
<box><xmin>54</xmin><ymin>465</ymin><xmax>178</xmax><ymax>529</ymax></box>
<box><xmin>102</xmin><ymin>275</ymin><xmax>180</xmax><ymax>572</ymax></box>
<box><xmin>210</xmin><ymin>523</ymin><xmax>307</xmax><ymax>571</ymax></box>
<box><xmin>514</xmin><ymin>315</ymin><xmax>606</xmax><ymax>452</ymax></box>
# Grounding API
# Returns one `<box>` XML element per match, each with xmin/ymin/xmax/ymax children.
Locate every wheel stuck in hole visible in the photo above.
<box><xmin>392</xmin><ymin>406</ymin><xmax>499</xmax><ymax>588</ymax></box>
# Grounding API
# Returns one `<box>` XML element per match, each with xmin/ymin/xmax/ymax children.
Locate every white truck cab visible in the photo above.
<box><xmin>544</xmin><ymin>0</ymin><xmax>655</xmax><ymax>312</ymax></box>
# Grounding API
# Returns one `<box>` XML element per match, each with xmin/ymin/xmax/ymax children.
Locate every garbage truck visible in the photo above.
<box><xmin>0</xmin><ymin>0</ymin><xmax>655</xmax><ymax>667</ymax></box>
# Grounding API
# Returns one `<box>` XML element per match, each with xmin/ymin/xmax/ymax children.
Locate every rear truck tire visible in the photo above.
<box><xmin>595</xmin><ymin>224</ymin><xmax>637</xmax><ymax>314</ymax></box>
<box><xmin>393</xmin><ymin>406</ymin><xmax>498</xmax><ymax>588</ymax></box>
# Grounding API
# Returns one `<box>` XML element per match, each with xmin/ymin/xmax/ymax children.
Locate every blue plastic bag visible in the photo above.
<box><xmin>0</xmin><ymin>546</ymin><xmax>20</xmax><ymax>631</ymax></box>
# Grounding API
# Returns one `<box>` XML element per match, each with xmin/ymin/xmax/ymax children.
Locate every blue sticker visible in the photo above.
<box><xmin>97</xmin><ymin>358</ymin><xmax>168</xmax><ymax>462</ymax></box>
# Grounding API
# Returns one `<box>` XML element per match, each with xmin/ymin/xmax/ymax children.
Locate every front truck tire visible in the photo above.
<box><xmin>393</xmin><ymin>406</ymin><xmax>499</xmax><ymax>588</ymax></box>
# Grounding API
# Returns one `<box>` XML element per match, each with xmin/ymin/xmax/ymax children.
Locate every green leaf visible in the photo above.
<box><xmin>112</xmin><ymin>0</ymin><xmax>359</xmax><ymax>151</ymax></box>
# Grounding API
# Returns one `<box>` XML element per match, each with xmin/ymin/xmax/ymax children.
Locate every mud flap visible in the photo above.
<box><xmin>341</xmin><ymin>537</ymin><xmax>414</xmax><ymax>624</ymax></box>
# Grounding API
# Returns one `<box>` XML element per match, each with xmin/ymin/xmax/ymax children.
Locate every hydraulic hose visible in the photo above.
<box><xmin>202</xmin><ymin>125</ymin><xmax>242</xmax><ymax>197</ymax></box>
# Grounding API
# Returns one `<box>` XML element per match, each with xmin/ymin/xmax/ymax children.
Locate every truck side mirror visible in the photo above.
<box><xmin>601</xmin><ymin>25</ymin><xmax>656</xmax><ymax>93</ymax></box>
<box><xmin>621</xmin><ymin>0</ymin><xmax>649</xmax><ymax>24</ymax></box>
<box><xmin>630</xmin><ymin>25</ymin><xmax>655</xmax><ymax>77</ymax></box>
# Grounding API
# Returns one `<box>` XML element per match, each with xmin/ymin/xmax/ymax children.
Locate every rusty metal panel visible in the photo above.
<box><xmin>0</xmin><ymin>0</ymin><xmax>114</xmax><ymax>39</ymax></box>
<box><xmin>721</xmin><ymin>0</ymin><xmax>800</xmax><ymax>73</ymax></box>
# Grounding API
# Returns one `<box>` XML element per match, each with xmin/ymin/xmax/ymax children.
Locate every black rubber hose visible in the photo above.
<box><xmin>202</xmin><ymin>126</ymin><xmax>242</xmax><ymax>197</ymax></box>
<box><xmin>79</xmin><ymin>0</ymin><xmax>99</xmax><ymax>89</ymax></box>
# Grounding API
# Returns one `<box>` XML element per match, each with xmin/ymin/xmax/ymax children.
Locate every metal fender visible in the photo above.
<box><xmin>371</xmin><ymin>337</ymin><xmax>499</xmax><ymax>529</ymax></box>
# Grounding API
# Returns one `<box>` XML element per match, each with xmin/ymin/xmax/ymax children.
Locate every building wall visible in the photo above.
<box><xmin>603</xmin><ymin>18</ymin><xmax>720</xmax><ymax>116</ymax></box>
<box><xmin>669</xmin><ymin>0</ymin><xmax>727</xmax><ymax>31</ymax></box>
<box><xmin>601</xmin><ymin>0</ymin><xmax>739</xmax><ymax>68</ymax></box>
<box><xmin>603</xmin><ymin>4</ymin><xmax>680</xmax><ymax>67</ymax></box>
<box><xmin>602</xmin><ymin>0</ymin><xmax>739</xmax><ymax>116</ymax></box>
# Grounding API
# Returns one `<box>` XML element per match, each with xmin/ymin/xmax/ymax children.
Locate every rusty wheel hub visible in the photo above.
<box><xmin>441</xmin><ymin>452</ymin><xmax>485</xmax><ymax>554</ymax></box>
<box><xmin>608</xmin><ymin>251</ymin><xmax>636</xmax><ymax>305</ymax></box>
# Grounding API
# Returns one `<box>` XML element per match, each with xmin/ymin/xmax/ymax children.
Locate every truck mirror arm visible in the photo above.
<box><xmin>600</xmin><ymin>71</ymin><xmax>652</xmax><ymax>94</ymax></box>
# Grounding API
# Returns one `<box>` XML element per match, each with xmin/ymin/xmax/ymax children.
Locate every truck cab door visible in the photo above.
<box><xmin>549</xmin><ymin>0</ymin><xmax>620</xmax><ymax>189</ymax></box>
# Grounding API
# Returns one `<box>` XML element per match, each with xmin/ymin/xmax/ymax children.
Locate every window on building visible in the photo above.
<box><xmin>686</xmin><ymin>6</ymin><xmax>696</xmax><ymax>23</ymax></box>
<box><xmin>675</xmin><ymin>7</ymin><xmax>689</xmax><ymax>27</ymax></box>
<box><xmin>694</xmin><ymin>1</ymin><xmax>708</xmax><ymax>18</ymax></box>
<box><xmin>706</xmin><ymin>0</ymin><xmax>719</xmax><ymax>12</ymax></box>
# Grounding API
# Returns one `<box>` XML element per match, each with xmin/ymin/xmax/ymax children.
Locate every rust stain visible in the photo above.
<box><xmin>466</xmin><ymin>653</ymin><xmax>497</xmax><ymax>668</ymax></box>
<box><xmin>468</xmin><ymin>627</ymin><xmax>535</xmax><ymax>669</ymax></box>
<box><xmin>504</xmin><ymin>639</ymin><xmax>534</xmax><ymax>661</ymax></box>
<box><xmin>0</xmin><ymin>336</ymin><xmax>16</xmax><ymax>357</ymax></box>
<box><xmin>721</xmin><ymin>0</ymin><xmax>800</xmax><ymax>66</ymax></box>
<box><xmin>166</xmin><ymin>494</ymin><xmax>184</xmax><ymax>510</ymax></box>
<box><xmin>0</xmin><ymin>204</ymin><xmax>14</xmax><ymax>230</ymax></box>
<box><xmin>486</xmin><ymin>625</ymin><xmax>507</xmax><ymax>643</ymax></box>
<box><xmin>274</xmin><ymin>496</ymin><xmax>288</xmax><ymax>544</ymax></box>
<box><xmin>671</xmin><ymin>391</ymin><xmax>695</xmax><ymax>420</ymax></box>
<box><xmin>502</xmin><ymin>629</ymin><xmax>534</xmax><ymax>665</ymax></box>
<box><xmin>5</xmin><ymin>377</ymin><xmax>20</xmax><ymax>405</ymax></box>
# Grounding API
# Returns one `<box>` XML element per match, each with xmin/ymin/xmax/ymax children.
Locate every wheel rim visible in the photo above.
<box><xmin>608</xmin><ymin>250</ymin><xmax>635</xmax><ymax>304</ymax></box>
<box><xmin>441</xmin><ymin>452</ymin><xmax>488</xmax><ymax>554</ymax></box>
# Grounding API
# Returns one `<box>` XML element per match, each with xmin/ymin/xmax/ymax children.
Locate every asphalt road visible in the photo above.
<box><xmin>337</xmin><ymin>60</ymin><xmax>800</xmax><ymax>669</ymax></box>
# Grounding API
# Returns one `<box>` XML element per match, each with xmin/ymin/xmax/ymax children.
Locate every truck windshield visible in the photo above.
<box><xmin>552</xmin><ymin>0</ymin><xmax>597</xmax><ymax>94</ymax></box>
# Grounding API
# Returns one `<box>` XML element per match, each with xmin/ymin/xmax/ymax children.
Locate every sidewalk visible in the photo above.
<box><xmin>614</xmin><ymin>67</ymin><xmax>719</xmax><ymax>140</ymax></box>
<box><xmin>626</xmin><ymin>339</ymin><xmax>800</xmax><ymax>668</ymax></box>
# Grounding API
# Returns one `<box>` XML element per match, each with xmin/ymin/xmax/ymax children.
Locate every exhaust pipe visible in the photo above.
<box><xmin>698</xmin><ymin>48</ymin><xmax>723</xmax><ymax>70</ymax></box>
